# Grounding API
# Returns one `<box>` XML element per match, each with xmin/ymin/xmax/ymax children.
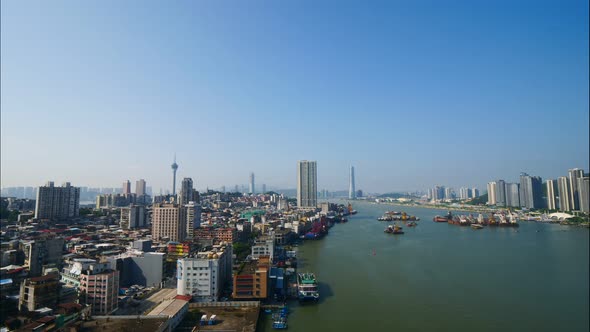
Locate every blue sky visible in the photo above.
<box><xmin>1</xmin><ymin>0</ymin><xmax>588</xmax><ymax>193</ymax></box>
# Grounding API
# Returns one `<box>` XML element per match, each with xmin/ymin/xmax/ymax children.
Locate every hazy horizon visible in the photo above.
<box><xmin>2</xmin><ymin>1</ymin><xmax>589</xmax><ymax>193</ymax></box>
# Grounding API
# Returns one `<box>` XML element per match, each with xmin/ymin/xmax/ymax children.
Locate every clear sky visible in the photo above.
<box><xmin>1</xmin><ymin>0</ymin><xmax>589</xmax><ymax>193</ymax></box>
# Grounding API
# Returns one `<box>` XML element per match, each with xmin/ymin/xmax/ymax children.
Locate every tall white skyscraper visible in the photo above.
<box><xmin>349</xmin><ymin>166</ymin><xmax>356</xmax><ymax>199</ymax></box>
<box><xmin>487</xmin><ymin>182</ymin><xmax>497</xmax><ymax>205</ymax></box>
<box><xmin>249</xmin><ymin>172</ymin><xmax>255</xmax><ymax>194</ymax></box>
<box><xmin>297</xmin><ymin>160</ymin><xmax>317</xmax><ymax>208</ymax></box>
<box><xmin>557</xmin><ymin>176</ymin><xmax>571</xmax><ymax>211</ymax></box>
<box><xmin>136</xmin><ymin>179</ymin><xmax>146</xmax><ymax>196</ymax></box>
<box><xmin>546</xmin><ymin>179</ymin><xmax>557</xmax><ymax>210</ymax></box>
<box><xmin>568</xmin><ymin>168</ymin><xmax>585</xmax><ymax>210</ymax></box>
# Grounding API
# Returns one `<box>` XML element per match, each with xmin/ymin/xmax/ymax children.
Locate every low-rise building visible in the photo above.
<box><xmin>233</xmin><ymin>256</ymin><xmax>269</xmax><ymax>300</ymax></box>
<box><xmin>146</xmin><ymin>297</ymin><xmax>189</xmax><ymax>331</ymax></box>
<box><xmin>176</xmin><ymin>244</ymin><xmax>233</xmax><ymax>301</ymax></box>
<box><xmin>193</xmin><ymin>227</ymin><xmax>237</xmax><ymax>244</ymax></box>
<box><xmin>62</xmin><ymin>258</ymin><xmax>119</xmax><ymax>315</ymax></box>
<box><xmin>18</xmin><ymin>273</ymin><xmax>61</xmax><ymax>312</ymax></box>
<box><xmin>251</xmin><ymin>237</ymin><xmax>274</xmax><ymax>262</ymax></box>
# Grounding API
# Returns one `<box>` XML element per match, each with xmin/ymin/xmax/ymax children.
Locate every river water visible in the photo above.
<box><xmin>258</xmin><ymin>200</ymin><xmax>589</xmax><ymax>332</ymax></box>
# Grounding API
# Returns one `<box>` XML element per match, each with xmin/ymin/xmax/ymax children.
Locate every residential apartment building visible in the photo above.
<box><xmin>557</xmin><ymin>176</ymin><xmax>571</xmax><ymax>212</ymax></box>
<box><xmin>151</xmin><ymin>203</ymin><xmax>187</xmax><ymax>242</ymax></box>
<box><xmin>487</xmin><ymin>182</ymin><xmax>497</xmax><ymax>205</ymax></box>
<box><xmin>22</xmin><ymin>238</ymin><xmax>64</xmax><ymax>277</ymax></box>
<box><xmin>193</xmin><ymin>227</ymin><xmax>237</xmax><ymax>244</ymax></box>
<box><xmin>35</xmin><ymin>182</ymin><xmax>80</xmax><ymax>220</ymax></box>
<box><xmin>297</xmin><ymin>161</ymin><xmax>317</xmax><ymax>208</ymax></box>
<box><xmin>568</xmin><ymin>168</ymin><xmax>585</xmax><ymax>210</ymax></box>
<box><xmin>546</xmin><ymin>179</ymin><xmax>557</xmax><ymax>210</ymax></box>
<box><xmin>505</xmin><ymin>183</ymin><xmax>520</xmax><ymax>208</ymax></box>
<box><xmin>19</xmin><ymin>273</ymin><xmax>61</xmax><ymax>312</ymax></box>
<box><xmin>578</xmin><ymin>177</ymin><xmax>589</xmax><ymax>213</ymax></box>
<box><xmin>120</xmin><ymin>205</ymin><xmax>148</xmax><ymax>229</ymax></box>
<box><xmin>62</xmin><ymin>258</ymin><xmax>119</xmax><ymax>315</ymax></box>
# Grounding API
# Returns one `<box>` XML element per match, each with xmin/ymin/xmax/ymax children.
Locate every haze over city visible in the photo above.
<box><xmin>1</xmin><ymin>0</ymin><xmax>588</xmax><ymax>192</ymax></box>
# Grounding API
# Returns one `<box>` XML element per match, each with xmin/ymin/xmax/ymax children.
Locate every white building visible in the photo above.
<box><xmin>557</xmin><ymin>176</ymin><xmax>571</xmax><ymax>212</ymax></box>
<box><xmin>487</xmin><ymin>182</ymin><xmax>497</xmax><ymax>205</ymax></box>
<box><xmin>297</xmin><ymin>160</ymin><xmax>317</xmax><ymax>208</ymax></box>
<box><xmin>176</xmin><ymin>244</ymin><xmax>233</xmax><ymax>301</ymax></box>
<box><xmin>546</xmin><ymin>179</ymin><xmax>557</xmax><ymax>210</ymax></box>
<box><xmin>185</xmin><ymin>202</ymin><xmax>202</xmax><ymax>239</ymax></box>
<box><xmin>251</xmin><ymin>237</ymin><xmax>275</xmax><ymax>261</ymax></box>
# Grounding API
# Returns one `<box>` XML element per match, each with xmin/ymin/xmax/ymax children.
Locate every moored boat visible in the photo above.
<box><xmin>471</xmin><ymin>224</ymin><xmax>484</xmax><ymax>229</ymax></box>
<box><xmin>297</xmin><ymin>272</ymin><xmax>319</xmax><ymax>303</ymax></box>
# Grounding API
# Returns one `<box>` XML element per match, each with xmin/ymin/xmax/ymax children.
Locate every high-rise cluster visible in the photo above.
<box><xmin>487</xmin><ymin>168</ymin><xmax>589</xmax><ymax>212</ymax></box>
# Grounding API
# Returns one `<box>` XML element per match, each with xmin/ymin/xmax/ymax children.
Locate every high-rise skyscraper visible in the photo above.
<box><xmin>471</xmin><ymin>187</ymin><xmax>479</xmax><ymax>198</ymax></box>
<box><xmin>505</xmin><ymin>183</ymin><xmax>520</xmax><ymax>208</ymax></box>
<box><xmin>568</xmin><ymin>168</ymin><xmax>585</xmax><ymax>210</ymax></box>
<box><xmin>35</xmin><ymin>182</ymin><xmax>80</xmax><ymax>220</ymax></box>
<box><xmin>557</xmin><ymin>176</ymin><xmax>571</xmax><ymax>211</ymax></box>
<box><xmin>546</xmin><ymin>179</ymin><xmax>557</xmax><ymax>210</ymax></box>
<box><xmin>262</xmin><ymin>184</ymin><xmax>266</xmax><ymax>194</ymax></box>
<box><xmin>179</xmin><ymin>178</ymin><xmax>194</xmax><ymax>205</ymax></box>
<box><xmin>349</xmin><ymin>166</ymin><xmax>356</xmax><ymax>199</ymax></box>
<box><xmin>171</xmin><ymin>155</ymin><xmax>179</xmax><ymax>196</ymax></box>
<box><xmin>487</xmin><ymin>182</ymin><xmax>497</xmax><ymax>205</ymax></box>
<box><xmin>249</xmin><ymin>172</ymin><xmax>255</xmax><ymax>194</ymax></box>
<box><xmin>297</xmin><ymin>160</ymin><xmax>317</xmax><ymax>208</ymax></box>
<box><xmin>496</xmin><ymin>180</ymin><xmax>506</xmax><ymax>207</ymax></box>
<box><xmin>520</xmin><ymin>174</ymin><xmax>543</xmax><ymax>209</ymax></box>
<box><xmin>578</xmin><ymin>177</ymin><xmax>589</xmax><ymax>213</ymax></box>
<box><xmin>444</xmin><ymin>187</ymin><xmax>453</xmax><ymax>200</ymax></box>
<box><xmin>123</xmin><ymin>180</ymin><xmax>131</xmax><ymax>195</ymax></box>
<box><xmin>519</xmin><ymin>173</ymin><xmax>530</xmax><ymax>208</ymax></box>
<box><xmin>136</xmin><ymin>179</ymin><xmax>146</xmax><ymax>196</ymax></box>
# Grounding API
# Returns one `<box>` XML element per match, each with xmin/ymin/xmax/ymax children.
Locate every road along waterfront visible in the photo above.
<box><xmin>258</xmin><ymin>200</ymin><xmax>589</xmax><ymax>332</ymax></box>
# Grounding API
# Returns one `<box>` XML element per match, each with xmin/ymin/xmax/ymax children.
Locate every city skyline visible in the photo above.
<box><xmin>1</xmin><ymin>1</ymin><xmax>589</xmax><ymax>192</ymax></box>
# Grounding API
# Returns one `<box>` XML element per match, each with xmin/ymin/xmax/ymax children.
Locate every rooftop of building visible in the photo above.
<box><xmin>147</xmin><ymin>298</ymin><xmax>188</xmax><ymax>317</ymax></box>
